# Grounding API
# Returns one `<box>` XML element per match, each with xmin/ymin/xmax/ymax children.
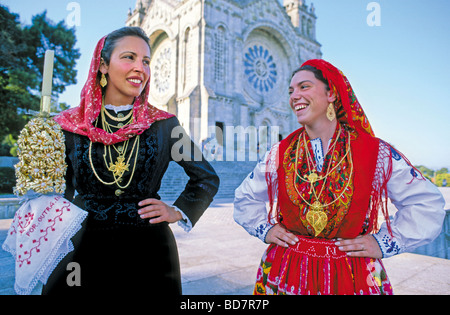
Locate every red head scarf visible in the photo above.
<box><xmin>301</xmin><ymin>59</ymin><xmax>374</xmax><ymax>137</ymax></box>
<box><xmin>54</xmin><ymin>35</ymin><xmax>174</xmax><ymax>145</ymax></box>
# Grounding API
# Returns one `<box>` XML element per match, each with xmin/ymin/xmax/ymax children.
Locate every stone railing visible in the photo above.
<box><xmin>0</xmin><ymin>198</ymin><xmax>20</xmax><ymax>220</ymax></box>
<box><xmin>407</xmin><ymin>208</ymin><xmax>450</xmax><ymax>259</ymax></box>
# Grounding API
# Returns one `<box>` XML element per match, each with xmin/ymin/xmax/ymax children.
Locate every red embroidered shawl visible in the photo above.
<box><xmin>54</xmin><ymin>35</ymin><xmax>174</xmax><ymax>145</ymax></box>
<box><xmin>267</xmin><ymin>59</ymin><xmax>393</xmax><ymax>238</ymax></box>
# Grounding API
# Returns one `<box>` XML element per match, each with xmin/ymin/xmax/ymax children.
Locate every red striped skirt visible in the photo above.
<box><xmin>254</xmin><ymin>236</ymin><xmax>393</xmax><ymax>295</ymax></box>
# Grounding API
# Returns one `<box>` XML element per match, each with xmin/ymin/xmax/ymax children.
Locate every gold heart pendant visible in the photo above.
<box><xmin>306</xmin><ymin>209</ymin><xmax>328</xmax><ymax>237</ymax></box>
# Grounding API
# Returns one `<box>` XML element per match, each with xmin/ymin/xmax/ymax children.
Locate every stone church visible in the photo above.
<box><xmin>126</xmin><ymin>0</ymin><xmax>321</xmax><ymax>159</ymax></box>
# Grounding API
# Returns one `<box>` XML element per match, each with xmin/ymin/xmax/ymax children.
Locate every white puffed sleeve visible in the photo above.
<box><xmin>233</xmin><ymin>143</ymin><xmax>279</xmax><ymax>243</ymax></box>
<box><xmin>373</xmin><ymin>143</ymin><xmax>446</xmax><ymax>258</ymax></box>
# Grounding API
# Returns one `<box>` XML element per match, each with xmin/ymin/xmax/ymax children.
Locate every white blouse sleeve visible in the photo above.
<box><xmin>173</xmin><ymin>206</ymin><xmax>193</xmax><ymax>232</ymax></box>
<box><xmin>233</xmin><ymin>143</ymin><xmax>279</xmax><ymax>243</ymax></box>
<box><xmin>373</xmin><ymin>143</ymin><xmax>446</xmax><ymax>258</ymax></box>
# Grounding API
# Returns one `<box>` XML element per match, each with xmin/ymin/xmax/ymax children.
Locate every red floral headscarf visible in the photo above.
<box><xmin>301</xmin><ymin>59</ymin><xmax>374</xmax><ymax>137</ymax></box>
<box><xmin>54</xmin><ymin>35</ymin><xmax>174</xmax><ymax>145</ymax></box>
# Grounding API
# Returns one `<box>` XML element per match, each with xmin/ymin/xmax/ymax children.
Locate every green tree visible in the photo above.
<box><xmin>0</xmin><ymin>6</ymin><xmax>80</xmax><ymax>155</ymax></box>
<box><xmin>23</xmin><ymin>11</ymin><xmax>80</xmax><ymax>95</ymax></box>
<box><xmin>0</xmin><ymin>6</ymin><xmax>34</xmax><ymax>144</ymax></box>
<box><xmin>415</xmin><ymin>165</ymin><xmax>434</xmax><ymax>181</ymax></box>
<box><xmin>436</xmin><ymin>168</ymin><xmax>449</xmax><ymax>176</ymax></box>
<box><xmin>436</xmin><ymin>173</ymin><xmax>450</xmax><ymax>187</ymax></box>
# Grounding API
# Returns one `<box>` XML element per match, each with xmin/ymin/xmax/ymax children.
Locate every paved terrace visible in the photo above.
<box><xmin>1</xmin><ymin>188</ymin><xmax>449</xmax><ymax>295</ymax></box>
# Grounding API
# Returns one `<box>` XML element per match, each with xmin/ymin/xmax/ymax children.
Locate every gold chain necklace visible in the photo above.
<box><xmin>102</xmin><ymin>96</ymin><xmax>133</xmax><ymax>122</ymax></box>
<box><xmin>88</xmin><ymin>136</ymin><xmax>140</xmax><ymax>194</ymax></box>
<box><xmin>100</xmin><ymin>109</ymin><xmax>135</xmax><ymax>183</ymax></box>
<box><xmin>296</xmin><ymin>127</ymin><xmax>341</xmax><ymax>190</ymax></box>
<box><xmin>103</xmin><ymin>106</ymin><xmax>133</xmax><ymax>123</ymax></box>
<box><xmin>293</xmin><ymin>129</ymin><xmax>353</xmax><ymax>236</ymax></box>
<box><xmin>105</xmin><ymin>136</ymin><xmax>139</xmax><ymax>189</ymax></box>
<box><xmin>88</xmin><ymin>103</ymin><xmax>139</xmax><ymax>194</ymax></box>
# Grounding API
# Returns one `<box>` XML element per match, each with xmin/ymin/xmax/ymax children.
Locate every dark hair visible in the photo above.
<box><xmin>291</xmin><ymin>65</ymin><xmax>330</xmax><ymax>91</ymax></box>
<box><xmin>101</xmin><ymin>27</ymin><xmax>151</xmax><ymax>65</ymax></box>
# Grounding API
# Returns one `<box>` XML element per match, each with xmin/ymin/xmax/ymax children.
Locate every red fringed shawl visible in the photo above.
<box><xmin>267</xmin><ymin>59</ymin><xmax>393</xmax><ymax>238</ymax></box>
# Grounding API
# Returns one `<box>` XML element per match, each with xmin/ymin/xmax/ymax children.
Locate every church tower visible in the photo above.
<box><xmin>283</xmin><ymin>0</ymin><xmax>317</xmax><ymax>40</ymax></box>
<box><xmin>126</xmin><ymin>0</ymin><xmax>321</xmax><ymax>159</ymax></box>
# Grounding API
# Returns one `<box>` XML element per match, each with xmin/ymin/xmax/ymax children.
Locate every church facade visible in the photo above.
<box><xmin>126</xmin><ymin>0</ymin><xmax>321</xmax><ymax>159</ymax></box>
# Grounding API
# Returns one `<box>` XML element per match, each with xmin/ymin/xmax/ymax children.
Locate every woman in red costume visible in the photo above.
<box><xmin>42</xmin><ymin>27</ymin><xmax>219</xmax><ymax>294</ymax></box>
<box><xmin>234</xmin><ymin>59</ymin><xmax>445</xmax><ymax>295</ymax></box>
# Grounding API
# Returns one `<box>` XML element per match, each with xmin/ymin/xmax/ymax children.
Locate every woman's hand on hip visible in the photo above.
<box><xmin>138</xmin><ymin>198</ymin><xmax>182</xmax><ymax>224</ymax></box>
<box><xmin>335</xmin><ymin>234</ymin><xmax>382</xmax><ymax>259</ymax></box>
<box><xmin>265</xmin><ymin>224</ymin><xmax>299</xmax><ymax>248</ymax></box>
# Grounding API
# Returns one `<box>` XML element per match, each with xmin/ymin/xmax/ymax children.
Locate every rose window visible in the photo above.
<box><xmin>244</xmin><ymin>45</ymin><xmax>277</xmax><ymax>93</ymax></box>
<box><xmin>153</xmin><ymin>47</ymin><xmax>171</xmax><ymax>94</ymax></box>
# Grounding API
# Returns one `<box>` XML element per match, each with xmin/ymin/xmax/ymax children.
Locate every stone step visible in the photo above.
<box><xmin>0</xmin><ymin>199</ymin><xmax>20</xmax><ymax>220</ymax></box>
<box><xmin>158</xmin><ymin>161</ymin><xmax>256</xmax><ymax>201</ymax></box>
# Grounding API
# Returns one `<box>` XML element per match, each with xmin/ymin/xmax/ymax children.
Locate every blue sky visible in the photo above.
<box><xmin>2</xmin><ymin>0</ymin><xmax>450</xmax><ymax>169</ymax></box>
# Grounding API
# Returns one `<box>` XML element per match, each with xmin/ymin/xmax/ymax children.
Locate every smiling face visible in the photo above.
<box><xmin>289</xmin><ymin>70</ymin><xmax>336</xmax><ymax>129</ymax></box>
<box><xmin>100</xmin><ymin>36</ymin><xmax>151</xmax><ymax>106</ymax></box>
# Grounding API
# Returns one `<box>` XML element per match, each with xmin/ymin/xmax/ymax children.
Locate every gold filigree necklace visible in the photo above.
<box><xmin>294</xmin><ymin>129</ymin><xmax>353</xmax><ymax>236</ymax></box>
<box><xmin>88</xmin><ymin>102</ymin><xmax>139</xmax><ymax>195</ymax></box>
<box><xmin>296</xmin><ymin>127</ymin><xmax>341</xmax><ymax>194</ymax></box>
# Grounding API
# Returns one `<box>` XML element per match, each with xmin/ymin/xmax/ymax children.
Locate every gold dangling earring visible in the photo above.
<box><xmin>326</xmin><ymin>103</ymin><xmax>336</xmax><ymax>121</ymax></box>
<box><xmin>100</xmin><ymin>73</ymin><xmax>108</xmax><ymax>88</ymax></box>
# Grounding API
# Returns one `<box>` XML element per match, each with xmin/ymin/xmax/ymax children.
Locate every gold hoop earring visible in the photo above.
<box><xmin>100</xmin><ymin>73</ymin><xmax>108</xmax><ymax>88</ymax></box>
<box><xmin>326</xmin><ymin>103</ymin><xmax>336</xmax><ymax>121</ymax></box>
